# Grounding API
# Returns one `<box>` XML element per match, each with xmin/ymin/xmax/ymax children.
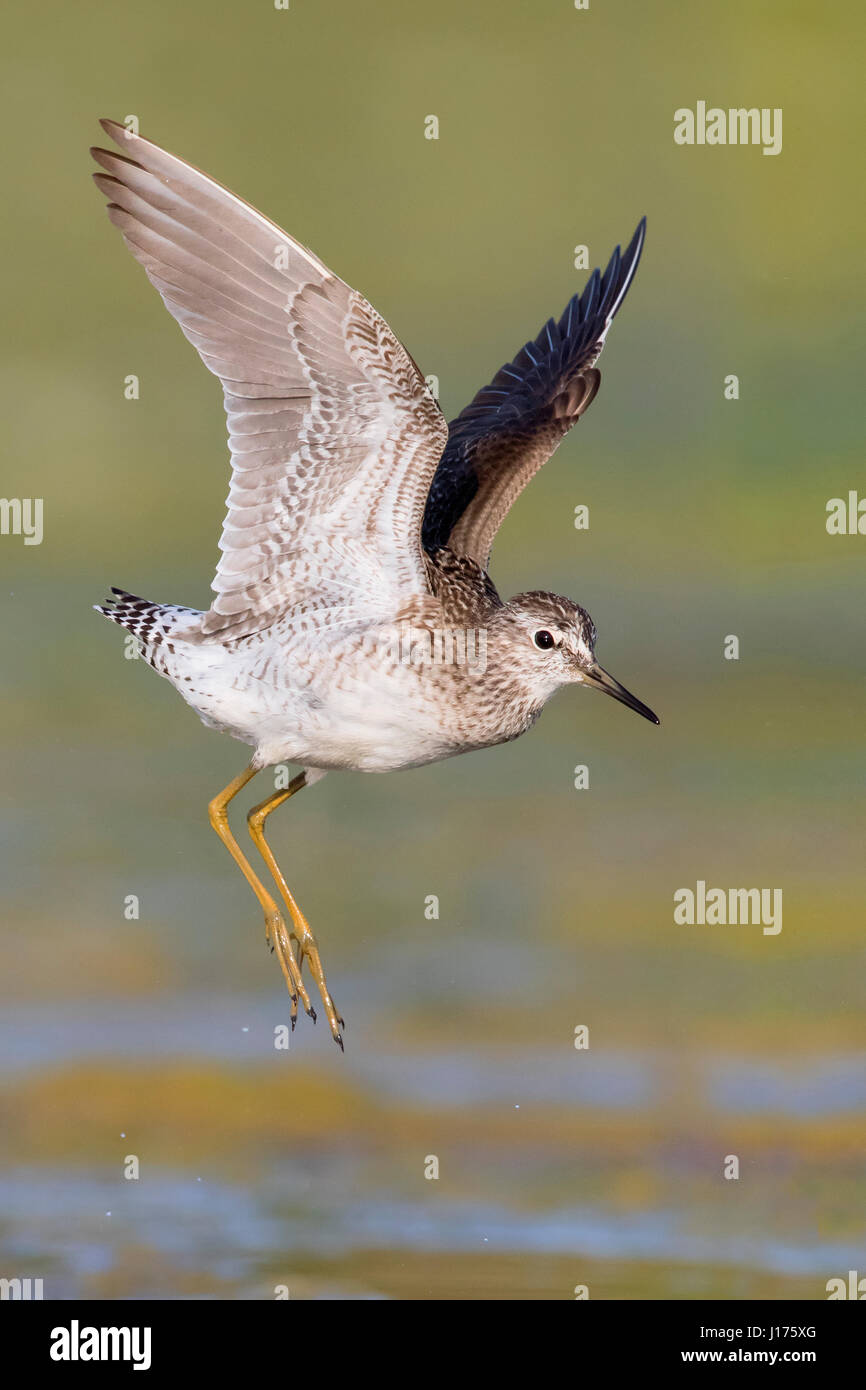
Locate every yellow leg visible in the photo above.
<box><xmin>248</xmin><ymin>772</ymin><xmax>345</xmax><ymax>1050</ymax></box>
<box><xmin>208</xmin><ymin>764</ymin><xmax>314</xmax><ymax>1026</ymax></box>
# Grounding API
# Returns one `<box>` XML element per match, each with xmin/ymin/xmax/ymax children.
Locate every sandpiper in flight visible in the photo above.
<box><xmin>92</xmin><ymin>120</ymin><xmax>659</xmax><ymax>1048</ymax></box>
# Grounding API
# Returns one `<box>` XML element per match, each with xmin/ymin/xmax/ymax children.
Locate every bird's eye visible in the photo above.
<box><xmin>533</xmin><ymin>629</ymin><xmax>556</xmax><ymax>650</ymax></box>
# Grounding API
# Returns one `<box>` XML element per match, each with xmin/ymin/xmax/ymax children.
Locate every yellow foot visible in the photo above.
<box><xmin>264</xmin><ymin>907</ymin><xmax>315</xmax><ymax>1029</ymax></box>
<box><xmin>292</xmin><ymin>920</ymin><xmax>345</xmax><ymax>1050</ymax></box>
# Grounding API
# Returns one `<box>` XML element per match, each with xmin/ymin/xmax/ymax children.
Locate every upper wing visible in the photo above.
<box><xmin>91</xmin><ymin>120</ymin><xmax>448</xmax><ymax>638</ymax></box>
<box><xmin>421</xmin><ymin>219</ymin><xmax>645</xmax><ymax>569</ymax></box>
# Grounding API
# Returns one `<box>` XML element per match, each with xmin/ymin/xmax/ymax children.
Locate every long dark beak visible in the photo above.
<box><xmin>582</xmin><ymin>662</ymin><xmax>660</xmax><ymax>725</ymax></box>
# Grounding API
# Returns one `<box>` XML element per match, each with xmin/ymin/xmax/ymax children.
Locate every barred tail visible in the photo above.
<box><xmin>95</xmin><ymin>587</ymin><xmax>203</xmax><ymax>670</ymax></box>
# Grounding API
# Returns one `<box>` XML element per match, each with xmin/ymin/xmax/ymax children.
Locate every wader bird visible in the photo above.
<box><xmin>92</xmin><ymin>120</ymin><xmax>658</xmax><ymax>1048</ymax></box>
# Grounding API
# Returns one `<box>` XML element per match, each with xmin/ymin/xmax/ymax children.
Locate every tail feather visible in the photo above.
<box><xmin>95</xmin><ymin>587</ymin><xmax>203</xmax><ymax>667</ymax></box>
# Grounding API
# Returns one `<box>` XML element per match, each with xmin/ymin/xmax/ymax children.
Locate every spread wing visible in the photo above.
<box><xmin>91</xmin><ymin>120</ymin><xmax>448</xmax><ymax>638</ymax></box>
<box><xmin>422</xmin><ymin>219</ymin><xmax>645</xmax><ymax>570</ymax></box>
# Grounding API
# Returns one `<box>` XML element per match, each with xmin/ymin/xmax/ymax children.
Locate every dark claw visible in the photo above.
<box><xmin>290</xmin><ymin>1013</ymin><xmax>296</xmax><ymax>1032</ymax></box>
<box><xmin>334</xmin><ymin>1034</ymin><xmax>344</xmax><ymax>1053</ymax></box>
<box><xmin>307</xmin><ymin>1005</ymin><xmax>317</xmax><ymax>1024</ymax></box>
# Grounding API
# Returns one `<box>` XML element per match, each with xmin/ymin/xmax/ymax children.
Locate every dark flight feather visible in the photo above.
<box><xmin>422</xmin><ymin>218</ymin><xmax>645</xmax><ymax>567</ymax></box>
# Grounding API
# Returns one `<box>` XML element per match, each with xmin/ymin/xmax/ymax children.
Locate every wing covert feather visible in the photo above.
<box><xmin>92</xmin><ymin>120</ymin><xmax>447</xmax><ymax>637</ymax></box>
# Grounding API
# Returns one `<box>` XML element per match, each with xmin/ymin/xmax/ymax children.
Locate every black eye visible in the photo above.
<box><xmin>533</xmin><ymin>629</ymin><xmax>556</xmax><ymax>650</ymax></box>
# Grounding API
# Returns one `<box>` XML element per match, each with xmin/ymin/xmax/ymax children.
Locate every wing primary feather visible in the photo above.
<box><xmin>421</xmin><ymin>217</ymin><xmax>646</xmax><ymax>563</ymax></box>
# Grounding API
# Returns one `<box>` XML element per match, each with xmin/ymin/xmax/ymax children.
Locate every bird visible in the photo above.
<box><xmin>91</xmin><ymin>119</ymin><xmax>659</xmax><ymax>1049</ymax></box>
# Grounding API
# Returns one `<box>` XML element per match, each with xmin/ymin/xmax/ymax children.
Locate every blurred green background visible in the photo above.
<box><xmin>1</xmin><ymin>0</ymin><xmax>864</xmax><ymax>1299</ymax></box>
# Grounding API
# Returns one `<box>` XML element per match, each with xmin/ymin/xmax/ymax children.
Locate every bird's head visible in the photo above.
<box><xmin>490</xmin><ymin>590</ymin><xmax>659</xmax><ymax>724</ymax></box>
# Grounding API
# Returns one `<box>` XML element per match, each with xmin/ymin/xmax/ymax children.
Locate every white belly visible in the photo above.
<box><xmin>162</xmin><ymin>635</ymin><xmax>465</xmax><ymax>773</ymax></box>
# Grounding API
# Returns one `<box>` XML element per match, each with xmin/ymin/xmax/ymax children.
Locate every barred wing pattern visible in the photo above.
<box><xmin>422</xmin><ymin>219</ymin><xmax>645</xmax><ymax>570</ymax></box>
<box><xmin>92</xmin><ymin>121</ymin><xmax>448</xmax><ymax>638</ymax></box>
